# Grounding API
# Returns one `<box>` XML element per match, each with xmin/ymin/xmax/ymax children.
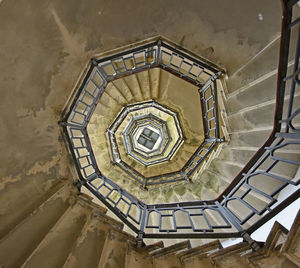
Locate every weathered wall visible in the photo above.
<box><xmin>0</xmin><ymin>0</ymin><xmax>281</xmax><ymax>190</ymax></box>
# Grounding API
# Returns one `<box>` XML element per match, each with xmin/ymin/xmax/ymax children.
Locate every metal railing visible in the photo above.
<box><xmin>61</xmin><ymin>0</ymin><xmax>300</xmax><ymax>244</ymax></box>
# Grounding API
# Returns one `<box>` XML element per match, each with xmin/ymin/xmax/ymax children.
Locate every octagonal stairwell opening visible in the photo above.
<box><xmin>61</xmin><ymin>30</ymin><xmax>300</xmax><ymax>245</ymax></box>
<box><xmin>107</xmin><ymin>100</ymin><xmax>184</xmax><ymax>167</ymax></box>
<box><xmin>82</xmin><ymin>46</ymin><xmax>228</xmax><ymax>205</ymax></box>
<box><xmin>61</xmin><ymin>37</ymin><xmax>232</xmax><ymax>237</ymax></box>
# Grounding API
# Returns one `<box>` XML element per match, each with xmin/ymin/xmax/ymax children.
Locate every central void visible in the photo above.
<box><xmin>137</xmin><ymin>127</ymin><xmax>160</xmax><ymax>151</ymax></box>
<box><xmin>108</xmin><ymin>100</ymin><xmax>184</xmax><ymax>167</ymax></box>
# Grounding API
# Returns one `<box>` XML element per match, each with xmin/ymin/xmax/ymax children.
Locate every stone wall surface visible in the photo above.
<box><xmin>1</xmin><ymin>1</ymin><xmax>294</xmax><ymax>267</ymax></box>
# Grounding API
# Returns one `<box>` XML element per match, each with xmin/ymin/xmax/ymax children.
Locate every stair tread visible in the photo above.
<box><xmin>281</xmin><ymin>209</ymin><xmax>300</xmax><ymax>266</ymax></box>
<box><xmin>63</xmin><ymin>212</ymin><xmax>116</xmax><ymax>268</ymax></box>
<box><xmin>21</xmin><ymin>201</ymin><xmax>90</xmax><ymax>268</ymax></box>
<box><xmin>98</xmin><ymin>229</ymin><xmax>135</xmax><ymax>268</ymax></box>
<box><xmin>0</xmin><ymin>182</ymin><xmax>73</xmax><ymax>268</ymax></box>
<box><xmin>151</xmin><ymin>240</ymin><xmax>190</xmax><ymax>258</ymax></box>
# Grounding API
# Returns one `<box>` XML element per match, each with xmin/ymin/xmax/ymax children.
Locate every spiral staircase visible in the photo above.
<box><xmin>0</xmin><ymin>0</ymin><xmax>300</xmax><ymax>267</ymax></box>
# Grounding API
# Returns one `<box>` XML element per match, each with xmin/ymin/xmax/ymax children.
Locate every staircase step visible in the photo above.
<box><xmin>151</xmin><ymin>240</ymin><xmax>190</xmax><ymax>258</ymax></box>
<box><xmin>227</xmin><ymin>23</ymin><xmax>298</xmax><ymax>94</ymax></box>
<box><xmin>105</xmin><ymin>82</ymin><xmax>128</xmax><ymax>106</ymax></box>
<box><xmin>0</xmin><ymin>177</ymin><xmax>68</xmax><ymax>240</ymax></box>
<box><xmin>98</xmin><ymin>229</ymin><xmax>135</xmax><ymax>268</ymax></box>
<box><xmin>0</xmin><ymin>182</ymin><xmax>74</xmax><ymax>268</ymax></box>
<box><xmin>63</xmin><ymin>210</ymin><xmax>119</xmax><ymax>268</ymax></box>
<box><xmin>111</xmin><ymin>79</ymin><xmax>135</xmax><ymax>103</ymax></box>
<box><xmin>227</xmin><ymin>64</ymin><xmax>295</xmax><ymax>114</ymax></box>
<box><xmin>145</xmin><ymin>241</ymin><xmax>165</xmax><ymax>252</ymax></box>
<box><xmin>246</xmin><ymin>221</ymin><xmax>296</xmax><ymax>268</ymax></box>
<box><xmin>227</xmin><ymin>38</ymin><xmax>280</xmax><ymax>94</ymax></box>
<box><xmin>228</xmin><ymin>94</ymin><xmax>300</xmax><ymax>132</ymax></box>
<box><xmin>281</xmin><ymin>209</ymin><xmax>300</xmax><ymax>267</ymax></box>
<box><xmin>151</xmin><ymin>240</ymin><xmax>190</xmax><ymax>268</ymax></box>
<box><xmin>229</xmin><ymin>128</ymin><xmax>271</xmax><ymax>148</ymax></box>
<box><xmin>210</xmin><ymin>159</ymin><xmax>242</xmax><ymax>181</ymax></box>
<box><xmin>125</xmin><ymin>241</ymin><xmax>164</xmax><ymax>268</ymax></box>
<box><xmin>21</xmin><ymin>199</ymin><xmax>91</xmax><ymax>268</ymax></box>
<box><xmin>136</xmin><ymin>70</ymin><xmax>151</xmax><ymax>100</ymax></box>
<box><xmin>149</xmin><ymin>68</ymin><xmax>160</xmax><ymax>100</ymax></box>
<box><xmin>123</xmin><ymin>74</ymin><xmax>144</xmax><ymax>102</ymax></box>
<box><xmin>178</xmin><ymin>240</ymin><xmax>221</xmax><ymax>268</ymax></box>
<box><xmin>125</xmin><ymin>243</ymin><xmax>155</xmax><ymax>268</ymax></box>
<box><xmin>217</xmin><ymin>146</ymin><xmax>256</xmax><ymax>166</ymax></box>
<box><xmin>210</xmin><ymin>242</ymin><xmax>252</xmax><ymax>267</ymax></box>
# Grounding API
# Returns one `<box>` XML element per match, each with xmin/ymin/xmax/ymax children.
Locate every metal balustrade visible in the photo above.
<box><xmin>61</xmin><ymin>0</ymin><xmax>300</xmax><ymax>245</ymax></box>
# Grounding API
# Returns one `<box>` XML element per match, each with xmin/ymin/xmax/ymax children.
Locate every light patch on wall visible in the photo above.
<box><xmin>258</xmin><ymin>13</ymin><xmax>263</xmax><ymax>21</ymax></box>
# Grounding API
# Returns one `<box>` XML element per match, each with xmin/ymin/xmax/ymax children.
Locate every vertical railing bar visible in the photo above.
<box><xmin>156</xmin><ymin>39</ymin><xmax>162</xmax><ymax>65</ymax></box>
<box><xmin>215</xmin><ymin>201</ymin><xmax>243</xmax><ymax>232</ymax></box>
<box><xmin>213</xmin><ymin>80</ymin><xmax>220</xmax><ymax>139</ymax></box>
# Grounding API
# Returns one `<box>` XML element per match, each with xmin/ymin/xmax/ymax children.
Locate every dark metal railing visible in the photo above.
<box><xmin>107</xmin><ymin>100</ymin><xmax>183</xmax><ymax>168</ymax></box>
<box><xmin>61</xmin><ymin>0</ymin><xmax>300</xmax><ymax>244</ymax></box>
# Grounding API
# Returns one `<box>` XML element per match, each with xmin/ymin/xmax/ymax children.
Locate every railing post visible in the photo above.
<box><xmin>156</xmin><ymin>39</ymin><xmax>162</xmax><ymax>65</ymax></box>
<box><xmin>142</xmin><ymin>178</ymin><xmax>148</xmax><ymax>190</ymax></box>
<box><xmin>213</xmin><ymin>79</ymin><xmax>220</xmax><ymax>139</ymax></box>
<box><xmin>136</xmin><ymin>205</ymin><xmax>147</xmax><ymax>247</ymax></box>
<box><xmin>74</xmin><ymin>180</ymin><xmax>84</xmax><ymax>191</ymax></box>
<box><xmin>241</xmin><ymin>232</ymin><xmax>261</xmax><ymax>251</ymax></box>
<box><xmin>91</xmin><ymin>58</ymin><xmax>110</xmax><ymax>82</ymax></box>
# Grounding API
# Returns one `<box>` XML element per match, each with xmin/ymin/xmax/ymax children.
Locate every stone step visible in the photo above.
<box><xmin>157</xmin><ymin>67</ymin><xmax>171</xmax><ymax>101</ymax></box>
<box><xmin>281</xmin><ymin>209</ymin><xmax>300</xmax><ymax>267</ymax></box>
<box><xmin>226</xmin><ymin>23</ymin><xmax>298</xmax><ymax>94</ymax></box>
<box><xmin>246</xmin><ymin>221</ymin><xmax>289</xmax><ymax>267</ymax></box>
<box><xmin>229</xmin><ymin>128</ymin><xmax>272</xmax><ymax>148</ymax></box>
<box><xmin>217</xmin><ymin>145</ymin><xmax>255</xmax><ymax>166</ymax></box>
<box><xmin>227</xmin><ymin>64</ymin><xmax>295</xmax><ymax>114</ymax></box>
<box><xmin>149</xmin><ymin>68</ymin><xmax>161</xmax><ymax>100</ymax></box>
<box><xmin>105</xmin><ymin>82</ymin><xmax>128</xmax><ymax>106</ymax></box>
<box><xmin>0</xmin><ymin>177</ymin><xmax>69</xmax><ymax>240</ymax></box>
<box><xmin>136</xmin><ymin>70</ymin><xmax>152</xmax><ymax>100</ymax></box>
<box><xmin>63</xmin><ymin>211</ymin><xmax>119</xmax><ymax>268</ymax></box>
<box><xmin>125</xmin><ymin>241</ymin><xmax>164</xmax><ymax>268</ymax></box>
<box><xmin>111</xmin><ymin>78</ymin><xmax>135</xmax><ymax>103</ymax></box>
<box><xmin>178</xmin><ymin>240</ymin><xmax>221</xmax><ymax>268</ymax></box>
<box><xmin>209</xmin><ymin>158</ymin><xmax>243</xmax><ymax>181</ymax></box>
<box><xmin>21</xmin><ymin>199</ymin><xmax>91</xmax><ymax>268</ymax></box>
<box><xmin>210</xmin><ymin>242</ymin><xmax>252</xmax><ymax>267</ymax></box>
<box><xmin>98</xmin><ymin>91</ymin><xmax>123</xmax><ymax>120</ymax></box>
<box><xmin>194</xmin><ymin>169</ymin><xmax>222</xmax><ymax>199</ymax></box>
<box><xmin>98</xmin><ymin>229</ymin><xmax>135</xmax><ymax>268</ymax></box>
<box><xmin>0</xmin><ymin>182</ymin><xmax>74</xmax><ymax>268</ymax></box>
<box><xmin>228</xmin><ymin>93</ymin><xmax>300</xmax><ymax>133</ymax></box>
<box><xmin>95</xmin><ymin>101</ymin><xmax>114</xmax><ymax>117</ymax></box>
<box><xmin>123</xmin><ymin>74</ymin><xmax>144</xmax><ymax>102</ymax></box>
<box><xmin>151</xmin><ymin>240</ymin><xmax>190</xmax><ymax>268</ymax></box>
<box><xmin>226</xmin><ymin>148</ymin><xmax>299</xmax><ymax>180</ymax></box>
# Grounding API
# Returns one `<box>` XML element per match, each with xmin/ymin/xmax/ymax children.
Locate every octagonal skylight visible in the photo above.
<box><xmin>108</xmin><ymin>101</ymin><xmax>184</xmax><ymax>166</ymax></box>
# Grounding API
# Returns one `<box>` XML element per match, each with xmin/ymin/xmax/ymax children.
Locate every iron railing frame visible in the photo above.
<box><xmin>61</xmin><ymin>0</ymin><xmax>300</xmax><ymax>243</ymax></box>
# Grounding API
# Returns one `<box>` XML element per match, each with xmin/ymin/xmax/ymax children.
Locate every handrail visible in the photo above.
<box><xmin>61</xmin><ymin>0</ymin><xmax>300</xmax><ymax>243</ymax></box>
